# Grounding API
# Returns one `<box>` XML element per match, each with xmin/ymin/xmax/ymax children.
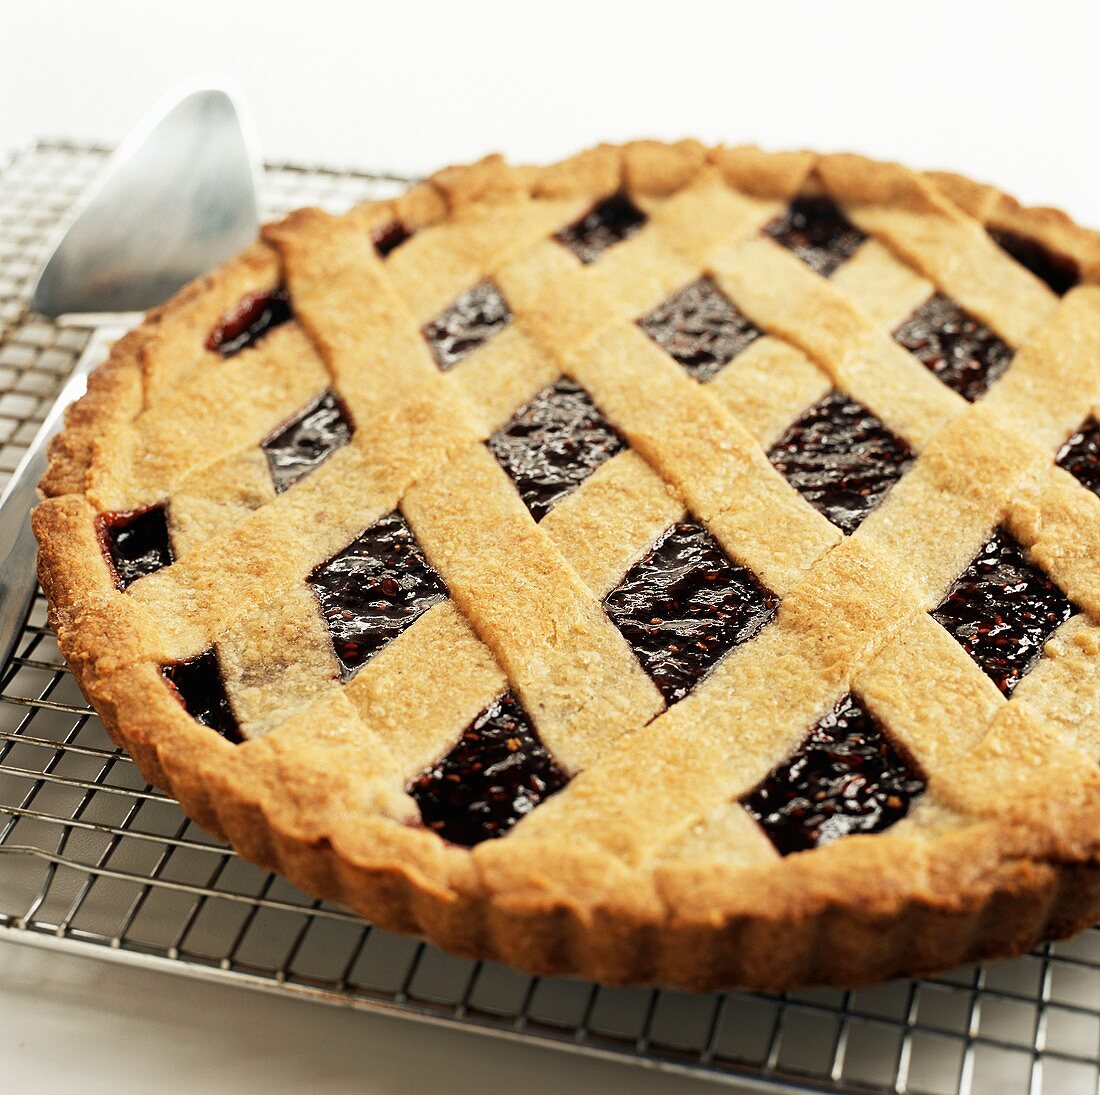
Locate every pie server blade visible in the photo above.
<box><xmin>0</xmin><ymin>79</ymin><xmax>261</xmax><ymax>673</ymax></box>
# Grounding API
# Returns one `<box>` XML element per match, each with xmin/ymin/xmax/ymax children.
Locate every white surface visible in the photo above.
<box><xmin>0</xmin><ymin>939</ymin><xmax>717</xmax><ymax>1095</ymax></box>
<box><xmin>1</xmin><ymin>2</ymin><xmax>1098</xmax><ymax>1092</ymax></box>
<box><xmin>1</xmin><ymin>0</ymin><xmax>1100</xmax><ymax>223</ymax></box>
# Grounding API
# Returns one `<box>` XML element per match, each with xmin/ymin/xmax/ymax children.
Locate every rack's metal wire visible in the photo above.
<box><xmin>0</xmin><ymin>140</ymin><xmax>1097</xmax><ymax>1095</ymax></box>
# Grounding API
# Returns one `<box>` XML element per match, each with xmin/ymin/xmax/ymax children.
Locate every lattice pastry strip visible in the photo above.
<box><xmin>709</xmin><ymin>238</ymin><xmax>966</xmax><ymax>451</ymax></box>
<box><xmin>829</xmin><ymin>238</ymin><xmax>936</xmax><ymax>330</ymax></box>
<box><xmin>705</xmin><ymin>334</ymin><xmax>833</xmax><ymax>449</ymax></box>
<box><xmin>444</xmin><ymin>323</ymin><xmax>561</xmax><ymax>436</ymax></box>
<box><xmin>1002</xmin><ymin>462</ymin><xmax>1100</xmax><ymax>619</ymax></box>
<box><xmin>146</xmin><ymin>162</ymin><xmax>1091</xmax><ymax>823</ymax></box>
<box><xmin>96</xmin><ymin>324</ymin><xmax>330</xmax><ymax>509</ymax></box>
<box><xmin>510</xmin><ymin>534</ymin><xmax>925</xmax><ymax>866</ymax></box>
<box><xmin>169</xmin><ymin>447</ymin><xmax>275</xmax><ymax>557</ymax></box>
<box><xmin>1006</xmin><ymin>614</ymin><xmax>1100</xmax><ymax>758</ymax></box>
<box><xmin>510</xmin><ymin>382</ymin><xmax>1088</xmax><ymax>863</ymax></box>
<box><xmin>401</xmin><ymin>443</ymin><xmax>664</xmax><ymax>771</ymax></box>
<box><xmin>217</xmin><ymin>583</ymin><xmax>342</xmax><ymax>737</ymax></box>
<box><xmin>215</xmin><ymin>443</ymin><xmax>682</xmax><ymax>756</ymax></box>
<box><xmin>982</xmin><ymin>287</ymin><xmax>1100</xmax><ymax>452</ymax></box>
<box><xmin>817</xmin><ymin>153</ymin><xmax>1059</xmax><ymax>346</ymax></box>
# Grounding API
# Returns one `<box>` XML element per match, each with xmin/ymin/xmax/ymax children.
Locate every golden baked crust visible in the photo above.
<box><xmin>32</xmin><ymin>142</ymin><xmax>1100</xmax><ymax>991</ymax></box>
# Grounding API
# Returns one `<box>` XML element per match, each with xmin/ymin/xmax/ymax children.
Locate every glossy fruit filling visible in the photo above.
<box><xmin>488</xmin><ymin>378</ymin><xmax>625</xmax><ymax>521</ymax></box>
<box><xmin>768</xmin><ymin>392</ymin><xmax>914</xmax><ymax>534</ymax></box>
<box><xmin>638</xmin><ymin>277</ymin><xmax>763</xmax><ymax>383</ymax></box>
<box><xmin>554</xmin><ymin>194</ymin><xmax>647</xmax><ymax>264</ymax></box>
<box><xmin>409</xmin><ymin>692</ymin><xmax>569</xmax><ymax>846</ymax></box>
<box><xmin>422</xmin><ymin>280</ymin><xmax>511</xmax><ymax>371</ymax></box>
<box><xmin>207</xmin><ymin>288</ymin><xmax>293</xmax><ymax>358</ymax></box>
<box><xmin>741</xmin><ymin>693</ymin><xmax>925</xmax><ymax>855</ymax></box>
<box><xmin>97</xmin><ymin>506</ymin><xmax>174</xmax><ymax>590</ymax></box>
<box><xmin>308</xmin><ymin>511</ymin><xmax>447</xmax><ymax>678</ymax></box>
<box><xmin>162</xmin><ymin>649</ymin><xmax>241</xmax><ymax>743</ymax></box>
<box><xmin>764</xmin><ymin>197</ymin><xmax>866</xmax><ymax>277</ymax></box>
<box><xmin>605</xmin><ymin>520</ymin><xmax>778</xmax><ymax>705</ymax></box>
<box><xmin>1056</xmin><ymin>416</ymin><xmax>1100</xmax><ymax>497</ymax></box>
<box><xmin>931</xmin><ymin>528</ymin><xmax>1075</xmax><ymax>695</ymax></box>
<box><xmin>893</xmin><ymin>294</ymin><xmax>1013</xmax><ymax>402</ymax></box>
<box><xmin>262</xmin><ymin>390</ymin><xmax>353</xmax><ymax>493</ymax></box>
<box><xmin>372</xmin><ymin>218</ymin><xmax>412</xmax><ymax>258</ymax></box>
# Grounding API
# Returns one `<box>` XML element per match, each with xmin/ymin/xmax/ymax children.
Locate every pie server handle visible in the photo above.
<box><xmin>0</xmin><ymin>326</ymin><xmax>124</xmax><ymax>675</ymax></box>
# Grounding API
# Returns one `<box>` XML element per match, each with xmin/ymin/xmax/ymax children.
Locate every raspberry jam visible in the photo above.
<box><xmin>931</xmin><ymin>528</ymin><xmax>1075</xmax><ymax>695</ymax></box>
<box><xmin>605</xmin><ymin>520</ymin><xmax>778</xmax><ymax>704</ymax></box>
<box><xmin>372</xmin><ymin>218</ymin><xmax>411</xmax><ymax>258</ymax></box>
<box><xmin>162</xmin><ymin>649</ymin><xmax>241</xmax><ymax>743</ymax></box>
<box><xmin>893</xmin><ymin>294</ymin><xmax>1013</xmax><ymax>402</ymax></box>
<box><xmin>765</xmin><ymin>197</ymin><xmax>866</xmax><ymax>277</ymax></box>
<box><xmin>1056</xmin><ymin>416</ymin><xmax>1100</xmax><ymax>497</ymax></box>
<box><xmin>409</xmin><ymin>692</ymin><xmax>569</xmax><ymax>846</ymax></box>
<box><xmin>308</xmin><ymin>511</ymin><xmax>447</xmax><ymax>678</ymax></box>
<box><xmin>768</xmin><ymin>392</ymin><xmax>914</xmax><ymax>534</ymax></box>
<box><xmin>207</xmin><ymin>288</ymin><xmax>293</xmax><ymax>358</ymax></box>
<box><xmin>97</xmin><ymin>506</ymin><xmax>174</xmax><ymax>590</ymax></box>
<box><xmin>262</xmin><ymin>390</ymin><xmax>353</xmax><ymax>493</ymax></box>
<box><xmin>554</xmin><ymin>194</ymin><xmax>647</xmax><ymax>264</ymax></box>
<box><xmin>422</xmin><ymin>280</ymin><xmax>511</xmax><ymax>371</ymax></box>
<box><xmin>741</xmin><ymin>693</ymin><xmax>925</xmax><ymax>855</ymax></box>
<box><xmin>488</xmin><ymin>378</ymin><xmax>625</xmax><ymax>521</ymax></box>
<box><xmin>638</xmin><ymin>277</ymin><xmax>763</xmax><ymax>383</ymax></box>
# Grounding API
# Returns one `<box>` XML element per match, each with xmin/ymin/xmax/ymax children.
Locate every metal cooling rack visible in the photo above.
<box><xmin>0</xmin><ymin>140</ymin><xmax>1098</xmax><ymax>1095</ymax></box>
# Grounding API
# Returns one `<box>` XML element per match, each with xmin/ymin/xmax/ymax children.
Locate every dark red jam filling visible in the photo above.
<box><xmin>487</xmin><ymin>378</ymin><xmax>625</xmax><ymax>521</ymax></box>
<box><xmin>372</xmin><ymin>218</ymin><xmax>412</xmax><ymax>258</ymax></box>
<box><xmin>637</xmin><ymin>277</ymin><xmax>763</xmax><ymax>383</ymax></box>
<box><xmin>262</xmin><ymin>390</ymin><xmax>353</xmax><ymax>493</ymax></box>
<box><xmin>764</xmin><ymin>197</ymin><xmax>867</xmax><ymax>277</ymax></box>
<box><xmin>604</xmin><ymin>520</ymin><xmax>778</xmax><ymax>705</ymax></box>
<box><xmin>422</xmin><ymin>280</ymin><xmax>511</xmax><ymax>371</ymax></box>
<box><xmin>307</xmin><ymin>511</ymin><xmax>447</xmax><ymax>679</ymax></box>
<box><xmin>988</xmin><ymin>228</ymin><xmax>1079</xmax><ymax>296</ymax></box>
<box><xmin>740</xmin><ymin>693</ymin><xmax>925</xmax><ymax>856</ymax></box>
<box><xmin>767</xmin><ymin>391</ymin><xmax>914</xmax><ymax>535</ymax></box>
<box><xmin>408</xmin><ymin>692</ymin><xmax>569</xmax><ymax>847</ymax></box>
<box><xmin>931</xmin><ymin>527</ymin><xmax>1075</xmax><ymax>696</ymax></box>
<box><xmin>1056</xmin><ymin>416</ymin><xmax>1100</xmax><ymax>497</ymax></box>
<box><xmin>206</xmin><ymin>288</ymin><xmax>293</xmax><ymax>358</ymax></box>
<box><xmin>162</xmin><ymin>649</ymin><xmax>241</xmax><ymax>743</ymax></box>
<box><xmin>554</xmin><ymin>193</ymin><xmax>647</xmax><ymax>264</ymax></box>
<box><xmin>97</xmin><ymin>506</ymin><xmax>174</xmax><ymax>591</ymax></box>
<box><xmin>893</xmin><ymin>294</ymin><xmax>1014</xmax><ymax>402</ymax></box>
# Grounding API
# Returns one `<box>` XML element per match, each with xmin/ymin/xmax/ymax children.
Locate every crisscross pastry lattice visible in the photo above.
<box><xmin>33</xmin><ymin>143</ymin><xmax>1100</xmax><ymax>991</ymax></box>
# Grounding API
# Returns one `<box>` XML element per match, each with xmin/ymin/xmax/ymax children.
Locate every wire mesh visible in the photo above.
<box><xmin>0</xmin><ymin>140</ymin><xmax>1097</xmax><ymax>1095</ymax></box>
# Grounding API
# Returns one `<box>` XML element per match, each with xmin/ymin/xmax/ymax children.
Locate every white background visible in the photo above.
<box><xmin>2</xmin><ymin>0</ymin><xmax>1100</xmax><ymax>222</ymax></box>
<box><xmin>1</xmin><ymin>2</ymin><xmax>1099</xmax><ymax>1092</ymax></box>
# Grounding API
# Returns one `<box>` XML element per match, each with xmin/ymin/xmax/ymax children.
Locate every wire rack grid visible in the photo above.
<box><xmin>0</xmin><ymin>140</ymin><xmax>1097</xmax><ymax>1095</ymax></box>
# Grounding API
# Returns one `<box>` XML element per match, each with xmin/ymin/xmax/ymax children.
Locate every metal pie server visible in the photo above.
<box><xmin>0</xmin><ymin>78</ymin><xmax>261</xmax><ymax>671</ymax></box>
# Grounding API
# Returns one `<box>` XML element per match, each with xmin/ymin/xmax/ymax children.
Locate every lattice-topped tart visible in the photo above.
<box><xmin>33</xmin><ymin>143</ymin><xmax>1100</xmax><ymax>991</ymax></box>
